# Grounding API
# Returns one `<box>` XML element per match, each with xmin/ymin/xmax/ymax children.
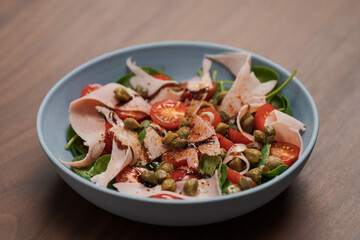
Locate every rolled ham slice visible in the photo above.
<box><xmin>91</xmin><ymin>141</ymin><xmax>133</xmax><ymax>188</ymax></box>
<box><xmin>213</xmin><ymin>54</ymin><xmax>276</xmax><ymax>118</ymax></box>
<box><xmin>113</xmin><ymin>170</ymin><xmax>222</xmax><ymax>200</ymax></box>
<box><xmin>186</xmin><ymin>58</ymin><xmax>213</xmax><ymax>92</ymax></box>
<box><xmin>188</xmin><ymin>115</ymin><xmax>215</xmax><ymax>143</ymax></box>
<box><xmin>207</xmin><ymin>52</ymin><xmax>251</xmax><ymax>76</ymax></box>
<box><xmin>223</xmin><ymin>144</ymin><xmax>250</xmax><ymax>175</ymax></box>
<box><xmin>96</xmin><ymin>106</ymin><xmax>143</xmax><ymax>164</ymax></box>
<box><xmin>264</xmin><ymin>110</ymin><xmax>306</xmax><ymax>155</ymax></box>
<box><xmin>236</xmin><ymin>104</ymin><xmax>256</xmax><ymax>142</ymax></box>
<box><xmin>127</xmin><ymin>58</ymin><xmax>178</xmax><ymax>98</ymax></box>
<box><xmin>149</xmin><ymin>87</ymin><xmax>183</xmax><ymax>104</ymax></box>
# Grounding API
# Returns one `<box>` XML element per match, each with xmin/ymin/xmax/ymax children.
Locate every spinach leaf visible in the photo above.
<box><xmin>257</xmin><ymin>143</ymin><xmax>271</xmax><ymax>167</ymax></box>
<box><xmin>198</xmin><ymin>155</ymin><xmax>222</xmax><ymax>177</ymax></box>
<box><xmin>116</xmin><ymin>66</ymin><xmax>173</xmax><ymax>89</ymax></box>
<box><xmin>228</xmin><ymin>124</ymin><xmax>238</xmax><ymax>130</ymax></box>
<box><xmin>93</xmin><ymin>154</ymin><xmax>112</xmax><ymax>175</ymax></box>
<box><xmin>137</xmin><ymin>120</ymin><xmax>151</xmax><ymax>145</ymax></box>
<box><xmin>71</xmin><ymin>155</ymin><xmax>95</xmax><ymax>181</ymax></box>
<box><xmin>107</xmin><ymin>179</ymin><xmax>117</xmax><ymax>190</ymax></box>
<box><xmin>251</xmin><ymin>66</ymin><xmax>279</xmax><ymax>85</ymax></box>
<box><xmin>267</xmin><ymin>94</ymin><xmax>292</xmax><ymax>116</ymax></box>
<box><xmin>218</xmin><ymin>164</ymin><xmax>228</xmax><ymax>188</ymax></box>
<box><xmin>66</xmin><ymin>125</ymin><xmax>88</xmax><ymax>157</ymax></box>
<box><xmin>261</xmin><ymin>164</ymin><xmax>288</xmax><ymax>183</ymax></box>
<box><xmin>221</xmin><ymin>179</ymin><xmax>232</xmax><ymax>195</ymax></box>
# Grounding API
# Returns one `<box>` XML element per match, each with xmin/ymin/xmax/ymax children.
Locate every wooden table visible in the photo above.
<box><xmin>1</xmin><ymin>0</ymin><xmax>359</xmax><ymax>239</ymax></box>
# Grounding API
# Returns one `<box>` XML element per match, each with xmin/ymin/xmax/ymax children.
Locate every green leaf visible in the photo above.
<box><xmin>107</xmin><ymin>178</ymin><xmax>117</xmax><ymax>190</ymax></box>
<box><xmin>198</xmin><ymin>155</ymin><xmax>222</xmax><ymax>177</ymax></box>
<box><xmin>228</xmin><ymin>124</ymin><xmax>238</xmax><ymax>130</ymax></box>
<box><xmin>257</xmin><ymin>143</ymin><xmax>271</xmax><ymax>167</ymax></box>
<box><xmin>138</xmin><ymin>120</ymin><xmax>151</xmax><ymax>145</ymax></box>
<box><xmin>221</xmin><ymin>179</ymin><xmax>232</xmax><ymax>195</ymax></box>
<box><xmin>218</xmin><ymin>164</ymin><xmax>228</xmax><ymax>188</ymax></box>
<box><xmin>266</xmin><ymin>70</ymin><xmax>297</xmax><ymax>99</ymax></box>
<box><xmin>251</xmin><ymin>66</ymin><xmax>279</xmax><ymax>84</ymax></box>
<box><xmin>267</xmin><ymin>94</ymin><xmax>292</xmax><ymax>116</ymax></box>
<box><xmin>66</xmin><ymin>125</ymin><xmax>88</xmax><ymax>156</ymax></box>
<box><xmin>71</xmin><ymin>155</ymin><xmax>95</xmax><ymax>181</ymax></box>
<box><xmin>93</xmin><ymin>154</ymin><xmax>112</xmax><ymax>175</ymax></box>
<box><xmin>263</xmin><ymin>164</ymin><xmax>288</xmax><ymax>178</ymax></box>
<box><xmin>261</xmin><ymin>164</ymin><xmax>288</xmax><ymax>183</ymax></box>
<box><xmin>115</xmin><ymin>66</ymin><xmax>173</xmax><ymax>88</ymax></box>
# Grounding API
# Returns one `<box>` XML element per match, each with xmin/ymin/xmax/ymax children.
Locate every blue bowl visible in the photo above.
<box><xmin>37</xmin><ymin>41</ymin><xmax>319</xmax><ymax>226</ymax></box>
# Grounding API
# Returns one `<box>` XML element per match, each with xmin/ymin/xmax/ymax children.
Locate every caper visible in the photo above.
<box><xmin>140</xmin><ymin>170</ymin><xmax>157</xmax><ymax>185</ymax></box>
<box><xmin>246</xmin><ymin>141</ymin><xmax>263</xmax><ymax>150</ymax></box>
<box><xmin>200</xmin><ymin>101</ymin><xmax>213</xmax><ymax>108</ymax></box>
<box><xmin>113</xmin><ymin>87</ymin><xmax>131</xmax><ymax>102</ymax></box>
<box><xmin>265</xmin><ymin>135</ymin><xmax>275</xmax><ymax>143</ymax></box>
<box><xmin>170</xmin><ymin>138</ymin><xmax>188</xmax><ymax>150</ymax></box>
<box><xmin>134</xmin><ymin>85</ymin><xmax>149</xmax><ymax>98</ymax></box>
<box><xmin>239</xmin><ymin>176</ymin><xmax>253</xmax><ymax>190</ymax></box>
<box><xmin>240</xmin><ymin>112</ymin><xmax>255</xmax><ymax>134</ymax></box>
<box><xmin>263</xmin><ymin>125</ymin><xmax>276</xmax><ymax>136</ymax></box>
<box><xmin>219</xmin><ymin>111</ymin><xmax>230</xmax><ymax>123</ymax></box>
<box><xmin>179</xmin><ymin>117</ymin><xmax>191</xmax><ymax>127</ymax></box>
<box><xmin>244</xmin><ymin>148</ymin><xmax>262</xmax><ymax>165</ymax></box>
<box><xmin>216</xmin><ymin>91</ymin><xmax>228</xmax><ymax>104</ymax></box>
<box><xmin>266</xmin><ymin>155</ymin><xmax>284</xmax><ymax>170</ymax></box>
<box><xmin>245</xmin><ymin>168</ymin><xmax>262</xmax><ymax>184</ymax></box>
<box><xmin>215</xmin><ymin>123</ymin><xmax>229</xmax><ymax>136</ymax></box>
<box><xmin>226</xmin><ymin>184</ymin><xmax>241</xmax><ymax>194</ymax></box>
<box><xmin>228</xmin><ymin>157</ymin><xmax>245</xmax><ymax>172</ymax></box>
<box><xmin>161</xmin><ymin>179</ymin><xmax>176</xmax><ymax>192</ymax></box>
<box><xmin>159</xmin><ymin>162</ymin><xmax>174</xmax><ymax>173</ymax></box>
<box><xmin>123</xmin><ymin>118</ymin><xmax>141</xmax><ymax>130</ymax></box>
<box><xmin>155</xmin><ymin>169</ymin><xmax>169</xmax><ymax>183</ymax></box>
<box><xmin>218</xmin><ymin>148</ymin><xmax>227</xmax><ymax>159</ymax></box>
<box><xmin>162</xmin><ymin>131</ymin><xmax>178</xmax><ymax>146</ymax></box>
<box><xmin>254</xmin><ymin>130</ymin><xmax>266</xmax><ymax>144</ymax></box>
<box><xmin>259</xmin><ymin>165</ymin><xmax>270</xmax><ymax>174</ymax></box>
<box><xmin>183</xmin><ymin>178</ymin><xmax>198</xmax><ymax>196</ymax></box>
<box><xmin>176</xmin><ymin>126</ymin><xmax>191</xmax><ymax>139</ymax></box>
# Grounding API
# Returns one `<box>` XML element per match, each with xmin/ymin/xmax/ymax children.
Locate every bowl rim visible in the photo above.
<box><xmin>37</xmin><ymin>41</ymin><xmax>319</xmax><ymax>205</ymax></box>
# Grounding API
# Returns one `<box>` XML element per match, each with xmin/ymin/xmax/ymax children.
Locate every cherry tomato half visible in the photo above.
<box><xmin>216</xmin><ymin>133</ymin><xmax>234</xmax><ymax>151</ymax></box>
<box><xmin>197</xmin><ymin>107</ymin><xmax>222</xmax><ymax>127</ymax></box>
<box><xmin>254</xmin><ymin>103</ymin><xmax>277</xmax><ymax>131</ymax></box>
<box><xmin>270</xmin><ymin>142</ymin><xmax>300</xmax><ymax>167</ymax></box>
<box><xmin>227</xmin><ymin>168</ymin><xmax>257</xmax><ymax>187</ymax></box>
<box><xmin>101</xmin><ymin>121</ymin><xmax>114</xmax><ymax>155</ymax></box>
<box><xmin>115</xmin><ymin>110</ymin><xmax>148</xmax><ymax>122</ymax></box>
<box><xmin>115</xmin><ymin>166</ymin><xmax>142</xmax><ymax>183</ymax></box>
<box><xmin>228</xmin><ymin>128</ymin><xmax>252</xmax><ymax>144</ymax></box>
<box><xmin>150</xmin><ymin>100</ymin><xmax>186</xmax><ymax>129</ymax></box>
<box><xmin>81</xmin><ymin>83</ymin><xmax>102</xmax><ymax>97</ymax></box>
<box><xmin>152</xmin><ymin>74</ymin><xmax>170</xmax><ymax>81</ymax></box>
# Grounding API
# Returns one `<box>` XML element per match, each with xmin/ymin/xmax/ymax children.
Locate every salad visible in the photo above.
<box><xmin>61</xmin><ymin>52</ymin><xmax>306</xmax><ymax>200</ymax></box>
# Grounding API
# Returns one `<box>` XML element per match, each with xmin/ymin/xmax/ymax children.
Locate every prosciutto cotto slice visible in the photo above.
<box><xmin>96</xmin><ymin>106</ymin><xmax>143</xmax><ymax>164</ymax></box>
<box><xmin>188</xmin><ymin>115</ymin><xmax>220</xmax><ymax>156</ymax></box>
<box><xmin>185</xmin><ymin>58</ymin><xmax>213</xmax><ymax>116</ymax></box>
<box><xmin>127</xmin><ymin>58</ymin><xmax>178</xmax><ymax>98</ymax></box>
<box><xmin>149</xmin><ymin>87</ymin><xmax>183</xmax><ymax>105</ymax></box>
<box><xmin>208</xmin><ymin>52</ymin><xmax>277</xmax><ymax>118</ymax></box>
<box><xmin>264</xmin><ymin>110</ymin><xmax>306</xmax><ymax>155</ymax></box>
<box><xmin>113</xmin><ymin>170</ymin><xmax>222</xmax><ymax>200</ymax></box>
<box><xmin>143</xmin><ymin>123</ymin><xmax>169</xmax><ymax>163</ymax></box>
<box><xmin>60</xmin><ymin>83</ymin><xmax>150</xmax><ymax>167</ymax></box>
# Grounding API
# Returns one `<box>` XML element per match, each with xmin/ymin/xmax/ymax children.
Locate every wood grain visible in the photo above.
<box><xmin>0</xmin><ymin>0</ymin><xmax>359</xmax><ymax>239</ymax></box>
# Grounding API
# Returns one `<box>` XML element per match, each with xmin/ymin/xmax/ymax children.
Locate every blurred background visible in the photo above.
<box><xmin>1</xmin><ymin>0</ymin><xmax>359</xmax><ymax>239</ymax></box>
